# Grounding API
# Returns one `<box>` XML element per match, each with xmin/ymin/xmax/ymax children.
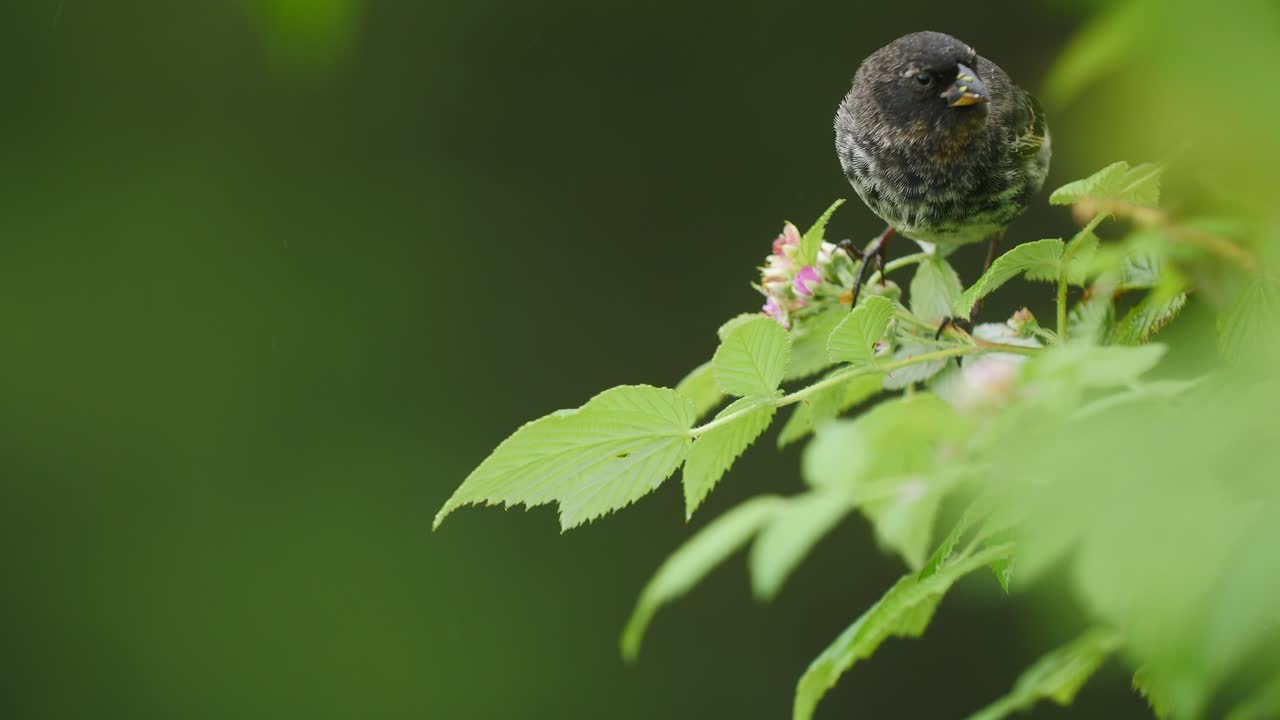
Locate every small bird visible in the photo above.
<box><xmin>834</xmin><ymin>31</ymin><xmax>1050</xmax><ymax>321</ymax></box>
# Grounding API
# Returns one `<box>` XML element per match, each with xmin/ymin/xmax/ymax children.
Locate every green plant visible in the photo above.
<box><xmin>435</xmin><ymin>3</ymin><xmax>1280</xmax><ymax>715</ymax></box>
<box><xmin>435</xmin><ymin>157</ymin><xmax>1279</xmax><ymax>717</ymax></box>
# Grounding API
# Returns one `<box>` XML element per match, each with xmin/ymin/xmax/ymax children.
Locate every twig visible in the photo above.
<box><xmin>1073</xmin><ymin>199</ymin><xmax>1258</xmax><ymax>272</ymax></box>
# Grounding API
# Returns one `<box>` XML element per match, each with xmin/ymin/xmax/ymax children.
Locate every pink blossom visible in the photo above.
<box><xmin>761</xmin><ymin>256</ymin><xmax>791</xmax><ymax>286</ymax></box>
<box><xmin>793</xmin><ymin>265</ymin><xmax>821</xmax><ymax>297</ymax></box>
<box><xmin>955</xmin><ymin>355</ymin><xmax>1023</xmax><ymax>410</ymax></box>
<box><xmin>763</xmin><ymin>297</ymin><xmax>790</xmax><ymax>329</ymax></box>
<box><xmin>772</xmin><ymin>222</ymin><xmax>802</xmax><ymax>257</ymax></box>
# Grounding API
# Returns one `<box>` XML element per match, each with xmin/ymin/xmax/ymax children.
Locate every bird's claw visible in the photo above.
<box><xmin>841</xmin><ymin>228</ymin><xmax>895</xmax><ymax>309</ymax></box>
<box><xmin>934</xmin><ymin>316</ymin><xmax>974</xmax><ymax>340</ymax></box>
<box><xmin>835</xmin><ymin>238</ymin><xmax>865</xmax><ymax>261</ymax></box>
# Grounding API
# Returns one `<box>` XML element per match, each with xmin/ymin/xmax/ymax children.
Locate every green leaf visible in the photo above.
<box><xmin>435</xmin><ymin>386</ymin><xmax>695</xmax><ymax>531</ymax></box>
<box><xmin>803</xmin><ymin>394</ymin><xmax>962</xmax><ymax>567</ymax></box>
<box><xmin>910</xmin><ymin>255</ymin><xmax>964</xmax><ymax>323</ymax></box>
<box><xmin>921</xmin><ymin>508</ymin><xmax>976</xmax><ymax>579</ymax></box>
<box><xmin>777</xmin><ymin>373</ymin><xmax>883</xmax><ymax>449</ymax></box>
<box><xmin>1217</xmin><ymin>274</ymin><xmax>1280</xmax><ymax>366</ymax></box>
<box><xmin>1109</xmin><ymin>291</ymin><xmax>1187</xmax><ymax>345</ymax></box>
<box><xmin>953</xmin><ymin>239</ymin><xmax>1065</xmax><ymax>317</ymax></box>
<box><xmin>991</xmin><ymin>556</ymin><xmax>1013</xmax><ymax>593</ymax></box>
<box><xmin>1064</xmin><ymin>230</ymin><xmax>1100</xmax><ymax>286</ymax></box>
<box><xmin>683</xmin><ymin>399</ymin><xmax>776</xmax><ymax>517</ymax></box>
<box><xmin>1050</xmin><ymin>162</ymin><xmax>1129</xmax><ymax>206</ymax></box>
<box><xmin>785</xmin><ymin>306</ymin><xmax>847</xmax><ymax>381</ymax></box>
<box><xmin>803</xmin><ymin>393</ymin><xmax>960</xmax><ymax>493</ymax></box>
<box><xmin>1049</xmin><ymin>160</ymin><xmax>1164</xmax><ymax>207</ymax></box>
<box><xmin>621</xmin><ymin>496</ymin><xmax>782</xmax><ymax>661</ymax></box>
<box><xmin>674</xmin><ymin>361</ymin><xmax>726</xmax><ymax>421</ymax></box>
<box><xmin>967</xmin><ymin>628</ymin><xmax>1122</xmax><ymax>720</ymax></box>
<box><xmin>1066</xmin><ymin>292</ymin><xmax>1114</xmax><ymax>346</ymax></box>
<box><xmin>883</xmin><ymin>343</ymin><xmax>949</xmax><ymax>390</ymax></box>
<box><xmin>750</xmin><ymin>490</ymin><xmax>853</xmax><ymax>601</ymax></box>
<box><xmin>793</xmin><ymin>544</ymin><xmax>1013</xmax><ymax>720</ymax></box>
<box><xmin>1118</xmin><ymin>162</ymin><xmax>1164</xmax><ymax>206</ymax></box>
<box><xmin>827</xmin><ymin>295</ymin><xmax>895</xmax><ymax>366</ymax></box>
<box><xmin>1133</xmin><ymin>666</ymin><xmax>1172</xmax><ymax>720</ymax></box>
<box><xmin>718</xmin><ymin>312</ymin><xmax>765</xmax><ymax>341</ymax></box>
<box><xmin>1116</xmin><ymin>252</ymin><xmax>1165</xmax><ymax>290</ymax></box>
<box><xmin>865</xmin><ymin>477</ymin><xmax>944</xmax><ymax>570</ymax></box>
<box><xmin>713</xmin><ymin>315</ymin><xmax>791</xmax><ymax>398</ymax></box>
<box><xmin>1025</xmin><ymin>343</ymin><xmax>1167</xmax><ymax>389</ymax></box>
<box><xmin>797</xmin><ymin>199</ymin><xmax>846</xmax><ymax>267</ymax></box>
<box><xmin>1226</xmin><ymin>670</ymin><xmax>1280</xmax><ymax>720</ymax></box>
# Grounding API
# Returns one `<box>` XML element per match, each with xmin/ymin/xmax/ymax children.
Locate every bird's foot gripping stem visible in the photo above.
<box><xmin>837</xmin><ymin>226</ymin><xmax>895</xmax><ymax>309</ymax></box>
<box><xmin>934</xmin><ymin>315</ymin><xmax>974</xmax><ymax>340</ymax></box>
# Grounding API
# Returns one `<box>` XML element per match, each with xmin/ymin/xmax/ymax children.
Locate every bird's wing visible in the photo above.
<box><xmin>1012</xmin><ymin>90</ymin><xmax>1049</xmax><ymax>161</ymax></box>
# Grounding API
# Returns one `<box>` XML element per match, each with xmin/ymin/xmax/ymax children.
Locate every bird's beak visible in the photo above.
<box><xmin>943</xmin><ymin>63</ymin><xmax>988</xmax><ymax>107</ymax></box>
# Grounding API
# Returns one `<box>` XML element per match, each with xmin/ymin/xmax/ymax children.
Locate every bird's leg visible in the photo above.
<box><xmin>840</xmin><ymin>226</ymin><xmax>895</xmax><ymax>309</ymax></box>
<box><xmin>934</xmin><ymin>315</ymin><xmax>973</xmax><ymax>339</ymax></box>
<box><xmin>935</xmin><ymin>231</ymin><xmax>1004</xmax><ymax>338</ymax></box>
<box><xmin>967</xmin><ymin>231</ymin><xmax>1004</xmax><ymax>324</ymax></box>
<box><xmin>981</xmin><ymin>231</ymin><xmax>1003</xmax><ymax>277</ymax></box>
<box><xmin>834</xmin><ymin>238</ymin><xmax>865</xmax><ymax>262</ymax></box>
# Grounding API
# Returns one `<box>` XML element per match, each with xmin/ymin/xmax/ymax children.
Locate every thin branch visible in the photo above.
<box><xmin>1073</xmin><ymin>199</ymin><xmax>1258</xmax><ymax>272</ymax></box>
<box><xmin>688</xmin><ymin>345</ymin><xmax>995</xmax><ymax>437</ymax></box>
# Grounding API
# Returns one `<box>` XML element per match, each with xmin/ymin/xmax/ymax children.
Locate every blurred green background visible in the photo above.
<box><xmin>0</xmin><ymin>1</ymin><xmax>1154</xmax><ymax>717</ymax></box>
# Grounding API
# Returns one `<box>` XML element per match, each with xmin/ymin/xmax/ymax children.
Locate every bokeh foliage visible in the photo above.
<box><xmin>4</xmin><ymin>1</ymin><xmax>1277</xmax><ymax>718</ymax></box>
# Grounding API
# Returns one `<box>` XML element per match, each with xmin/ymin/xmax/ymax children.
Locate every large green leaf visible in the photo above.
<box><xmin>882</xmin><ymin>342</ymin><xmax>949</xmax><ymax>390</ymax></box>
<box><xmin>785</xmin><ymin>307</ymin><xmax>847</xmax><ymax>381</ymax></box>
<box><xmin>1049</xmin><ymin>160</ymin><xmax>1164</xmax><ymax>207</ymax></box>
<box><xmin>803</xmin><ymin>393</ymin><xmax>961</xmax><ymax>493</ymax></box>
<box><xmin>1133</xmin><ymin>667</ymin><xmax>1171</xmax><ymax>720</ymax></box>
<box><xmin>864</xmin><ymin>476</ymin><xmax>944</xmax><ymax>571</ymax></box>
<box><xmin>1226</xmin><ymin>669</ymin><xmax>1280</xmax><ymax>720</ymax></box>
<box><xmin>621</xmin><ymin>496</ymin><xmax>782</xmax><ymax>661</ymax></box>
<box><xmin>797</xmin><ymin>199</ymin><xmax>846</xmax><ymax>267</ymax></box>
<box><xmin>953</xmin><ymin>239</ymin><xmax>1064</xmax><ymax>317</ymax></box>
<box><xmin>713</xmin><ymin>316</ymin><xmax>791</xmax><ymax>398</ymax></box>
<box><xmin>966</xmin><ymin>628</ymin><xmax>1122</xmax><ymax>720</ymax></box>
<box><xmin>749</xmin><ymin>490</ymin><xmax>853</xmax><ymax>601</ymax></box>
<box><xmin>910</xmin><ymin>255</ymin><xmax>964</xmax><ymax>323</ymax></box>
<box><xmin>1025</xmin><ymin>343</ymin><xmax>1167</xmax><ymax>389</ymax></box>
<box><xmin>674</xmin><ymin>361</ymin><xmax>726</xmax><ymax>421</ymax></box>
<box><xmin>777</xmin><ymin>373</ymin><xmax>883</xmax><ymax>449</ymax></box>
<box><xmin>1217</xmin><ymin>274</ymin><xmax>1280</xmax><ymax>366</ymax></box>
<box><xmin>683</xmin><ymin>399</ymin><xmax>776</xmax><ymax>517</ymax></box>
<box><xmin>1109</xmin><ymin>291</ymin><xmax>1187</xmax><ymax>345</ymax></box>
<box><xmin>435</xmin><ymin>385</ymin><xmax>695</xmax><ymax>531</ymax></box>
<box><xmin>793</xmin><ymin>544</ymin><xmax>1013</xmax><ymax>720</ymax></box>
<box><xmin>827</xmin><ymin>295</ymin><xmax>894</xmax><ymax>366</ymax></box>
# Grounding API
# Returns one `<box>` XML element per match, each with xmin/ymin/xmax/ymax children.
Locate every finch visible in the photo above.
<box><xmin>834</xmin><ymin>31</ymin><xmax>1050</xmax><ymax>313</ymax></box>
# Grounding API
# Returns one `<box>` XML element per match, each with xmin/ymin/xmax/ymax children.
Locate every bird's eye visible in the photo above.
<box><xmin>914</xmin><ymin>73</ymin><xmax>931</xmax><ymax>86</ymax></box>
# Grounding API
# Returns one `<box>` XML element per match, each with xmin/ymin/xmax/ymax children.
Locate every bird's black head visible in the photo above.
<box><xmin>857</xmin><ymin>31</ymin><xmax>991</xmax><ymax>132</ymax></box>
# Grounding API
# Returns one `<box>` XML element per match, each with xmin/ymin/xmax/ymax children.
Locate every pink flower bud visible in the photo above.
<box><xmin>793</xmin><ymin>265</ymin><xmax>821</xmax><ymax>297</ymax></box>
<box><xmin>763</xmin><ymin>297</ymin><xmax>790</xmax><ymax>329</ymax></box>
<box><xmin>772</xmin><ymin>222</ymin><xmax>802</xmax><ymax>257</ymax></box>
<box><xmin>761</xmin><ymin>257</ymin><xmax>791</xmax><ymax>284</ymax></box>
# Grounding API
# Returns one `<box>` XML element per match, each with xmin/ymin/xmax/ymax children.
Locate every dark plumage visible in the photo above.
<box><xmin>835</xmin><ymin>31</ymin><xmax>1050</xmax><ymax>254</ymax></box>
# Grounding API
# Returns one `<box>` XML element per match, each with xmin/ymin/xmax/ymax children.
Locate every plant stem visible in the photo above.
<box><xmin>1057</xmin><ymin>214</ymin><xmax>1107</xmax><ymax>342</ymax></box>
<box><xmin>1056</xmin><ymin>281</ymin><xmax>1069</xmax><ymax>341</ymax></box>
<box><xmin>687</xmin><ymin>345</ymin><xmax>976</xmax><ymax>437</ymax></box>
<box><xmin>866</xmin><ymin>252</ymin><xmax>929</xmax><ymax>287</ymax></box>
<box><xmin>972</xmin><ymin>339</ymin><xmax>1041</xmax><ymax>356</ymax></box>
